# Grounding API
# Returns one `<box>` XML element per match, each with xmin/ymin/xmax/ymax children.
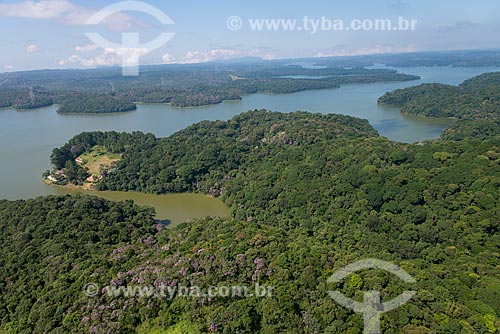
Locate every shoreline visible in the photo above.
<box><xmin>45</xmin><ymin>183</ymin><xmax>230</xmax><ymax>227</ymax></box>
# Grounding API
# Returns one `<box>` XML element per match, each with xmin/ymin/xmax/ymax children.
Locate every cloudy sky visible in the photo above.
<box><xmin>1</xmin><ymin>0</ymin><xmax>499</xmax><ymax>72</ymax></box>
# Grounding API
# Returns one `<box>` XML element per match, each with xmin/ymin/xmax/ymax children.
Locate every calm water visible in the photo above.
<box><xmin>52</xmin><ymin>188</ymin><xmax>228</xmax><ymax>227</ymax></box>
<box><xmin>1</xmin><ymin>66</ymin><xmax>499</xmax><ymax>203</ymax></box>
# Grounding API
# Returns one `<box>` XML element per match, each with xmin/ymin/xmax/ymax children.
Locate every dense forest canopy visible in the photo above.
<box><xmin>50</xmin><ymin>111</ymin><xmax>378</xmax><ymax>193</ymax></box>
<box><xmin>12</xmin><ymin>107</ymin><xmax>496</xmax><ymax>333</ymax></box>
<box><xmin>0</xmin><ymin>88</ymin><xmax>53</xmax><ymax>109</ymax></box>
<box><xmin>378</xmin><ymin>72</ymin><xmax>500</xmax><ymax>120</ymax></box>
<box><xmin>57</xmin><ymin>93</ymin><xmax>137</xmax><ymax>114</ymax></box>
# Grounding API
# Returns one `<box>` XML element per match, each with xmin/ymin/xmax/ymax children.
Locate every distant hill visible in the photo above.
<box><xmin>378</xmin><ymin>72</ymin><xmax>500</xmax><ymax>140</ymax></box>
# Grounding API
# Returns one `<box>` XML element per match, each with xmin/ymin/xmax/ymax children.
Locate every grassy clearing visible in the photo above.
<box><xmin>79</xmin><ymin>145</ymin><xmax>120</xmax><ymax>179</ymax></box>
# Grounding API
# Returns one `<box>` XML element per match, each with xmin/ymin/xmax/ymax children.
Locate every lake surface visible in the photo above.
<box><xmin>1</xmin><ymin>65</ymin><xmax>500</xmax><ymax>204</ymax></box>
<box><xmin>51</xmin><ymin>188</ymin><xmax>229</xmax><ymax>227</ymax></box>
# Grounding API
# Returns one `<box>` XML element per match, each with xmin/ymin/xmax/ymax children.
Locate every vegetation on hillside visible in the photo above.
<box><xmin>18</xmin><ymin>109</ymin><xmax>498</xmax><ymax>333</ymax></box>
<box><xmin>57</xmin><ymin>93</ymin><xmax>137</xmax><ymax>114</ymax></box>
<box><xmin>378</xmin><ymin>72</ymin><xmax>500</xmax><ymax>120</ymax></box>
<box><xmin>378</xmin><ymin>72</ymin><xmax>500</xmax><ymax>141</ymax></box>
<box><xmin>0</xmin><ymin>88</ymin><xmax>53</xmax><ymax>109</ymax></box>
<box><xmin>0</xmin><ymin>195</ymin><xmax>157</xmax><ymax>333</ymax></box>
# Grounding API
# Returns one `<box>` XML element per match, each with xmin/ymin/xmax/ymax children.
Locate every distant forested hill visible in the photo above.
<box><xmin>0</xmin><ymin>62</ymin><xmax>419</xmax><ymax>112</ymax></box>
<box><xmin>378</xmin><ymin>72</ymin><xmax>500</xmax><ymax>120</ymax></box>
<box><xmin>379</xmin><ymin>72</ymin><xmax>500</xmax><ymax>141</ymax></box>
<box><xmin>56</xmin><ymin>93</ymin><xmax>137</xmax><ymax>114</ymax></box>
<box><xmin>3</xmin><ymin>50</ymin><xmax>500</xmax><ymax>113</ymax></box>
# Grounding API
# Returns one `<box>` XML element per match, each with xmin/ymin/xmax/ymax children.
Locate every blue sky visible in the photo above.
<box><xmin>1</xmin><ymin>0</ymin><xmax>500</xmax><ymax>72</ymax></box>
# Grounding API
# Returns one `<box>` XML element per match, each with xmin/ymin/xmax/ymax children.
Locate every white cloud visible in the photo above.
<box><xmin>161</xmin><ymin>53</ymin><xmax>175</xmax><ymax>64</ymax></box>
<box><xmin>3</xmin><ymin>65</ymin><xmax>15</xmax><ymax>71</ymax></box>
<box><xmin>60</xmin><ymin>48</ymin><xmax>277</xmax><ymax>69</ymax></box>
<box><xmin>0</xmin><ymin>0</ymin><xmax>74</xmax><ymax>19</ymax></box>
<box><xmin>26</xmin><ymin>44</ymin><xmax>41</xmax><ymax>53</ymax></box>
<box><xmin>58</xmin><ymin>48</ymin><xmax>148</xmax><ymax>67</ymax></box>
<box><xmin>0</xmin><ymin>0</ymin><xmax>143</xmax><ymax>31</ymax></box>
<box><xmin>75</xmin><ymin>44</ymin><xmax>99</xmax><ymax>52</ymax></box>
<box><xmin>314</xmin><ymin>44</ymin><xmax>417</xmax><ymax>57</ymax></box>
<box><xmin>162</xmin><ymin>49</ymin><xmax>276</xmax><ymax>64</ymax></box>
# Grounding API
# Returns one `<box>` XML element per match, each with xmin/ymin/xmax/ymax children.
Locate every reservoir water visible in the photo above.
<box><xmin>51</xmin><ymin>188</ymin><xmax>229</xmax><ymax>227</ymax></box>
<box><xmin>1</xmin><ymin>65</ymin><xmax>499</xmax><ymax>221</ymax></box>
